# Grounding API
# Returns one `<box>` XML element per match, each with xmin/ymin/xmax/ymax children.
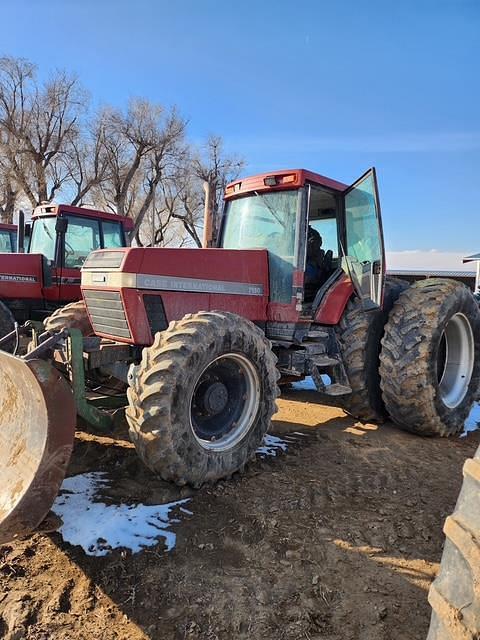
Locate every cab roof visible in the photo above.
<box><xmin>0</xmin><ymin>222</ymin><xmax>17</xmax><ymax>231</ymax></box>
<box><xmin>225</xmin><ymin>169</ymin><xmax>348</xmax><ymax>199</ymax></box>
<box><xmin>32</xmin><ymin>204</ymin><xmax>134</xmax><ymax>231</ymax></box>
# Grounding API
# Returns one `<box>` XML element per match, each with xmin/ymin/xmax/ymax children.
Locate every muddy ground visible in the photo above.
<box><xmin>1</xmin><ymin>387</ymin><xmax>479</xmax><ymax>640</ymax></box>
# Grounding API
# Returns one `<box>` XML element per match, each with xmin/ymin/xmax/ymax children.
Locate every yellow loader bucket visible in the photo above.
<box><xmin>0</xmin><ymin>352</ymin><xmax>76</xmax><ymax>544</ymax></box>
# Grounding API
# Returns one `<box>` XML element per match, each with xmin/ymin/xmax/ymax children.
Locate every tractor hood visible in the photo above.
<box><xmin>81</xmin><ymin>247</ymin><xmax>270</xmax><ymax>345</ymax></box>
<box><xmin>0</xmin><ymin>253</ymin><xmax>49</xmax><ymax>301</ymax></box>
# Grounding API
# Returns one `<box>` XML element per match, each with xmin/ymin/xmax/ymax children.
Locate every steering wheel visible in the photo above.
<box><xmin>64</xmin><ymin>240</ymin><xmax>75</xmax><ymax>264</ymax></box>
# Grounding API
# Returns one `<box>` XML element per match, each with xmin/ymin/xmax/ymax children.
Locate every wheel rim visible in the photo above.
<box><xmin>437</xmin><ymin>313</ymin><xmax>474</xmax><ymax>408</ymax></box>
<box><xmin>190</xmin><ymin>353</ymin><xmax>260</xmax><ymax>452</ymax></box>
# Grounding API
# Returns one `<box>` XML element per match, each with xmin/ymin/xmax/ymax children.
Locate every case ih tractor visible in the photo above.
<box><xmin>1</xmin><ymin>167</ymin><xmax>479</xmax><ymax>548</ymax></box>
<box><xmin>0</xmin><ymin>203</ymin><xmax>133</xmax><ymax>345</ymax></box>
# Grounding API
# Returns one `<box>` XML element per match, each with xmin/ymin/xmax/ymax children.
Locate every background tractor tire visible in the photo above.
<box><xmin>380</xmin><ymin>279</ymin><xmax>480</xmax><ymax>436</ymax></box>
<box><xmin>427</xmin><ymin>444</ymin><xmax>480</xmax><ymax>639</ymax></box>
<box><xmin>126</xmin><ymin>310</ymin><xmax>279</xmax><ymax>487</ymax></box>
<box><xmin>0</xmin><ymin>300</ymin><xmax>15</xmax><ymax>352</ymax></box>
<box><xmin>43</xmin><ymin>301</ymin><xmax>127</xmax><ymax>393</ymax></box>
<box><xmin>43</xmin><ymin>301</ymin><xmax>93</xmax><ymax>336</ymax></box>
<box><xmin>335</xmin><ymin>277</ymin><xmax>409</xmax><ymax>422</ymax></box>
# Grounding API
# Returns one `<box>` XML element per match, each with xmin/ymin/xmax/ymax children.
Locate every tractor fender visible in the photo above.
<box><xmin>314</xmin><ymin>274</ymin><xmax>354</xmax><ymax>325</ymax></box>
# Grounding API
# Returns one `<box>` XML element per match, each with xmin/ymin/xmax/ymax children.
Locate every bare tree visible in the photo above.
<box><xmin>0</xmin><ymin>170</ymin><xmax>18</xmax><ymax>223</ymax></box>
<box><xmin>0</xmin><ymin>56</ymin><xmax>88</xmax><ymax>209</ymax></box>
<box><xmin>193</xmin><ymin>135</ymin><xmax>244</xmax><ymax>237</ymax></box>
<box><xmin>0</xmin><ymin>56</ymin><xmax>244</xmax><ymax>244</ymax></box>
<box><xmin>64</xmin><ymin>117</ymin><xmax>111</xmax><ymax>206</ymax></box>
<box><xmin>151</xmin><ymin>136</ymin><xmax>243</xmax><ymax>247</ymax></box>
<box><xmin>92</xmin><ymin>99</ymin><xmax>186</xmax><ymax>242</ymax></box>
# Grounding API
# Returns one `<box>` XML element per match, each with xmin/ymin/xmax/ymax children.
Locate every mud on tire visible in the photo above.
<box><xmin>427</xmin><ymin>444</ymin><xmax>480</xmax><ymax>639</ymax></box>
<box><xmin>126</xmin><ymin>311</ymin><xmax>280</xmax><ymax>487</ymax></box>
<box><xmin>380</xmin><ymin>279</ymin><xmax>480</xmax><ymax>436</ymax></box>
<box><xmin>334</xmin><ymin>277</ymin><xmax>409</xmax><ymax>422</ymax></box>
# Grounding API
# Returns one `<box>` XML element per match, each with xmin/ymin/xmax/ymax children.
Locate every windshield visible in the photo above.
<box><xmin>29</xmin><ymin>217</ymin><xmax>57</xmax><ymax>262</ymax></box>
<box><xmin>221</xmin><ymin>190</ymin><xmax>299</xmax><ymax>262</ymax></box>
<box><xmin>221</xmin><ymin>190</ymin><xmax>301</xmax><ymax>303</ymax></box>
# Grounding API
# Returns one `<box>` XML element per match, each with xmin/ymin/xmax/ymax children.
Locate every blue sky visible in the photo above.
<box><xmin>2</xmin><ymin>0</ymin><xmax>479</xmax><ymax>256</ymax></box>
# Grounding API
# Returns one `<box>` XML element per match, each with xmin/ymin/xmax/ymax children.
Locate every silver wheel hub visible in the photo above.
<box><xmin>190</xmin><ymin>353</ymin><xmax>261</xmax><ymax>452</ymax></box>
<box><xmin>438</xmin><ymin>312</ymin><xmax>474</xmax><ymax>408</ymax></box>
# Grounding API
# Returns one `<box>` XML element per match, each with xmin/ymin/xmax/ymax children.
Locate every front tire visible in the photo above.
<box><xmin>380</xmin><ymin>279</ymin><xmax>480</xmax><ymax>436</ymax></box>
<box><xmin>126</xmin><ymin>311</ymin><xmax>279</xmax><ymax>487</ymax></box>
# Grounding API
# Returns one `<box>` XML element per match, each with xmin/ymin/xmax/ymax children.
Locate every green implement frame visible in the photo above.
<box><xmin>61</xmin><ymin>328</ymin><xmax>127</xmax><ymax>432</ymax></box>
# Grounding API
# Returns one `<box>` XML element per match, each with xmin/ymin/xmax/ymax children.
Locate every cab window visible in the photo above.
<box><xmin>64</xmin><ymin>216</ymin><xmax>101</xmax><ymax>269</ymax></box>
<box><xmin>102</xmin><ymin>220</ymin><xmax>124</xmax><ymax>248</ymax></box>
<box><xmin>29</xmin><ymin>217</ymin><xmax>57</xmax><ymax>262</ymax></box>
<box><xmin>0</xmin><ymin>230</ymin><xmax>12</xmax><ymax>252</ymax></box>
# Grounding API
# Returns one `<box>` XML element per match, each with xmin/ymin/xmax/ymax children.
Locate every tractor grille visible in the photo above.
<box><xmin>83</xmin><ymin>290</ymin><xmax>131</xmax><ymax>339</ymax></box>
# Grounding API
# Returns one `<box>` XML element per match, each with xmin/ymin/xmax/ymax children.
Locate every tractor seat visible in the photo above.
<box><xmin>304</xmin><ymin>226</ymin><xmax>333</xmax><ymax>302</ymax></box>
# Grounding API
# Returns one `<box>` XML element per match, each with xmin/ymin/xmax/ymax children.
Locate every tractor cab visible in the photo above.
<box><xmin>29</xmin><ymin>204</ymin><xmax>132</xmax><ymax>270</ymax></box>
<box><xmin>221</xmin><ymin>168</ymin><xmax>385</xmax><ymax>316</ymax></box>
<box><xmin>0</xmin><ymin>204</ymin><xmax>133</xmax><ymax>324</ymax></box>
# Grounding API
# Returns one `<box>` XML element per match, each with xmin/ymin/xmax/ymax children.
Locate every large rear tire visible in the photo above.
<box><xmin>126</xmin><ymin>311</ymin><xmax>279</xmax><ymax>487</ymax></box>
<box><xmin>427</xmin><ymin>444</ymin><xmax>480</xmax><ymax>639</ymax></box>
<box><xmin>334</xmin><ymin>277</ymin><xmax>409</xmax><ymax>422</ymax></box>
<box><xmin>0</xmin><ymin>300</ymin><xmax>15</xmax><ymax>353</ymax></box>
<box><xmin>380</xmin><ymin>279</ymin><xmax>480</xmax><ymax>436</ymax></box>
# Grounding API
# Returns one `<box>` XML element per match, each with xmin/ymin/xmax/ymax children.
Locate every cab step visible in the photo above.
<box><xmin>311</xmin><ymin>355</ymin><xmax>341</xmax><ymax>367</ymax></box>
<box><xmin>307</xmin><ymin>329</ymin><xmax>329</xmax><ymax>340</ymax></box>
<box><xmin>323</xmin><ymin>383</ymin><xmax>352</xmax><ymax>396</ymax></box>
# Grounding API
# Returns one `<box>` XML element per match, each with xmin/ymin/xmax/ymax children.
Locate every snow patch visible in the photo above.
<box><xmin>52</xmin><ymin>472</ymin><xmax>190</xmax><ymax>557</ymax></box>
<box><xmin>291</xmin><ymin>375</ymin><xmax>331</xmax><ymax>391</ymax></box>
<box><xmin>256</xmin><ymin>434</ymin><xmax>290</xmax><ymax>457</ymax></box>
<box><xmin>292</xmin><ymin>376</ymin><xmax>316</xmax><ymax>391</ymax></box>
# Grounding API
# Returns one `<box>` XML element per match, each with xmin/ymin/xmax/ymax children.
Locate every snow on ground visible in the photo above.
<box><xmin>53</xmin><ymin>434</ymin><xmax>296</xmax><ymax>556</ymax></box>
<box><xmin>292</xmin><ymin>377</ymin><xmax>316</xmax><ymax>391</ymax></box>
<box><xmin>256</xmin><ymin>434</ymin><xmax>290</xmax><ymax>457</ymax></box>
<box><xmin>463</xmin><ymin>403</ymin><xmax>480</xmax><ymax>436</ymax></box>
<box><xmin>52</xmin><ymin>400</ymin><xmax>479</xmax><ymax>558</ymax></box>
<box><xmin>52</xmin><ymin>472</ymin><xmax>190</xmax><ymax>557</ymax></box>
<box><xmin>292</xmin><ymin>375</ymin><xmax>331</xmax><ymax>391</ymax></box>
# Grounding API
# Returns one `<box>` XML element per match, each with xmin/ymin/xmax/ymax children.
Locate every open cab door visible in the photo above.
<box><xmin>342</xmin><ymin>168</ymin><xmax>385</xmax><ymax>310</ymax></box>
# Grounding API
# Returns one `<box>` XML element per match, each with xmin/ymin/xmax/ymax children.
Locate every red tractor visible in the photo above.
<box><xmin>0</xmin><ymin>203</ymin><xmax>133</xmax><ymax>343</ymax></box>
<box><xmin>1</xmin><ymin>167</ymin><xmax>479</xmax><ymax>543</ymax></box>
<box><xmin>0</xmin><ymin>222</ymin><xmax>17</xmax><ymax>253</ymax></box>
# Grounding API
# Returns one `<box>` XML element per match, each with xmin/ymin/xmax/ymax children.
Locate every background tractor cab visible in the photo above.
<box><xmin>0</xmin><ymin>223</ymin><xmax>17</xmax><ymax>253</ymax></box>
<box><xmin>0</xmin><ymin>203</ymin><xmax>133</xmax><ymax>324</ymax></box>
<box><xmin>219</xmin><ymin>167</ymin><xmax>385</xmax><ymax>337</ymax></box>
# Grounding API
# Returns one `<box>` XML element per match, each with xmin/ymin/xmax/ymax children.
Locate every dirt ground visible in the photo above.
<box><xmin>1</xmin><ymin>387</ymin><xmax>479</xmax><ymax>640</ymax></box>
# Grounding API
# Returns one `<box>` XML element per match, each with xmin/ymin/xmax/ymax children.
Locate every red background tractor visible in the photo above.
<box><xmin>0</xmin><ymin>203</ymin><xmax>133</xmax><ymax>341</ymax></box>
